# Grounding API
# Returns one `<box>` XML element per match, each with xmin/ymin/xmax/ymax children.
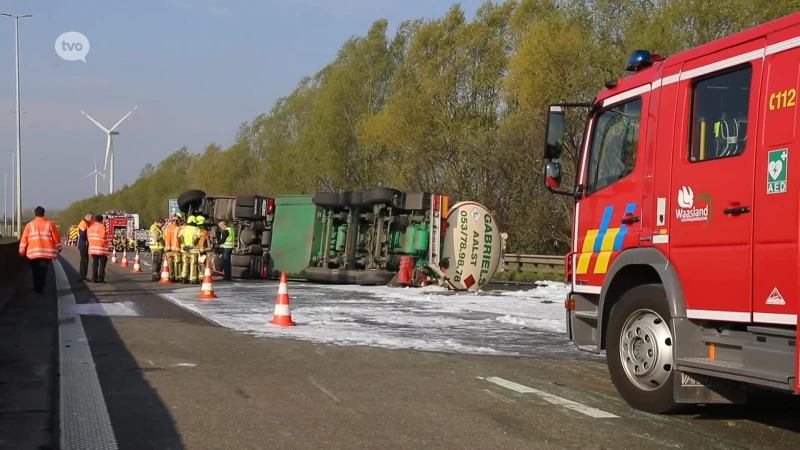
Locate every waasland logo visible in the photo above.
<box><xmin>676</xmin><ymin>186</ymin><xmax>712</xmax><ymax>226</ymax></box>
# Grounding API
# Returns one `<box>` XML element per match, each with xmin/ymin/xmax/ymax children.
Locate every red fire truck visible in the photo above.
<box><xmin>543</xmin><ymin>12</ymin><xmax>800</xmax><ymax>413</ymax></box>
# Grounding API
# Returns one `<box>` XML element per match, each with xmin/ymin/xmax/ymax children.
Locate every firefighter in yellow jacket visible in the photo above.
<box><xmin>179</xmin><ymin>215</ymin><xmax>201</xmax><ymax>284</ymax></box>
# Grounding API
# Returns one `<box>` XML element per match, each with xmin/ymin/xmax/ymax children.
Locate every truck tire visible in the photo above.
<box><xmin>232</xmin><ymin>254</ymin><xmax>252</xmax><ymax>267</ymax></box>
<box><xmin>606</xmin><ymin>283</ymin><xmax>682</xmax><ymax>414</ymax></box>
<box><xmin>304</xmin><ymin>267</ymin><xmax>331</xmax><ymax>283</ymax></box>
<box><xmin>339</xmin><ymin>191</ymin><xmax>364</xmax><ymax>208</ymax></box>
<box><xmin>231</xmin><ymin>266</ymin><xmax>250</xmax><ymax>279</ymax></box>
<box><xmin>356</xmin><ymin>270</ymin><xmax>395</xmax><ymax>286</ymax></box>
<box><xmin>178</xmin><ymin>189</ymin><xmax>206</xmax><ymax>213</ymax></box>
<box><xmin>362</xmin><ymin>187</ymin><xmax>403</xmax><ymax>207</ymax></box>
<box><xmin>330</xmin><ymin>269</ymin><xmax>358</xmax><ymax>284</ymax></box>
<box><xmin>313</xmin><ymin>192</ymin><xmax>343</xmax><ymax>208</ymax></box>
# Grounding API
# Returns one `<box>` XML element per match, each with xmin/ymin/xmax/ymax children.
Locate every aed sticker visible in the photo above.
<box><xmin>767</xmin><ymin>148</ymin><xmax>788</xmax><ymax>194</ymax></box>
<box><xmin>441</xmin><ymin>202</ymin><xmax>503</xmax><ymax>292</ymax></box>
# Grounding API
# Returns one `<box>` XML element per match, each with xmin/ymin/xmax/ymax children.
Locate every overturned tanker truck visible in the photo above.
<box><xmin>268</xmin><ymin>187</ymin><xmax>508</xmax><ymax>292</ymax></box>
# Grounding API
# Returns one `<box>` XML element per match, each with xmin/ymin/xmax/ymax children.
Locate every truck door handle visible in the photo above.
<box><xmin>723</xmin><ymin>206</ymin><xmax>751</xmax><ymax>215</ymax></box>
<box><xmin>621</xmin><ymin>215</ymin><xmax>640</xmax><ymax>225</ymax></box>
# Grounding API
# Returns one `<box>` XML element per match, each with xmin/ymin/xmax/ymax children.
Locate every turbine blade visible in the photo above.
<box><xmin>84</xmin><ymin>172</ymin><xmax>93</xmax><ymax>179</ymax></box>
<box><xmin>81</xmin><ymin>111</ymin><xmax>110</xmax><ymax>133</ymax></box>
<box><xmin>109</xmin><ymin>106</ymin><xmax>138</xmax><ymax>132</ymax></box>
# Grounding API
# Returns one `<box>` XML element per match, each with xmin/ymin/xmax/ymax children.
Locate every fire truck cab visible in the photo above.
<box><xmin>543</xmin><ymin>12</ymin><xmax>800</xmax><ymax>413</ymax></box>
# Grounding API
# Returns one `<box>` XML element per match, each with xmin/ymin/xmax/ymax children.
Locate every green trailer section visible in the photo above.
<box><xmin>268</xmin><ymin>195</ymin><xmax>323</xmax><ymax>279</ymax></box>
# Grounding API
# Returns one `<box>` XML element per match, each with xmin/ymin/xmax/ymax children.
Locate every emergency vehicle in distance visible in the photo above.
<box><xmin>543</xmin><ymin>12</ymin><xmax>800</xmax><ymax>414</ymax></box>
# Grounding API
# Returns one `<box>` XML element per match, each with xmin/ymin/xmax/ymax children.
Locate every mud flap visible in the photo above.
<box><xmin>673</xmin><ymin>370</ymin><xmax>748</xmax><ymax>404</ymax></box>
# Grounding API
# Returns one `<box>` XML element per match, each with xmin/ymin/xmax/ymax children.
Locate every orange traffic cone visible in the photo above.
<box><xmin>159</xmin><ymin>257</ymin><xmax>173</xmax><ymax>284</ymax></box>
<box><xmin>120</xmin><ymin>248</ymin><xmax>130</xmax><ymax>268</ymax></box>
<box><xmin>111</xmin><ymin>248</ymin><xmax>118</xmax><ymax>264</ymax></box>
<box><xmin>198</xmin><ymin>259</ymin><xmax>217</xmax><ymax>300</ymax></box>
<box><xmin>270</xmin><ymin>272</ymin><xmax>296</xmax><ymax>327</ymax></box>
<box><xmin>132</xmin><ymin>249</ymin><xmax>142</xmax><ymax>272</ymax></box>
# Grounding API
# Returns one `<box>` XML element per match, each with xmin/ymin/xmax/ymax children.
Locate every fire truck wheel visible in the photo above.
<box><xmin>606</xmin><ymin>283</ymin><xmax>681</xmax><ymax>414</ymax></box>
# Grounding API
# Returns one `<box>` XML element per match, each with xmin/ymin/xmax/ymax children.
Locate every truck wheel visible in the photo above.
<box><xmin>362</xmin><ymin>187</ymin><xmax>402</xmax><ymax>206</ymax></box>
<box><xmin>313</xmin><ymin>192</ymin><xmax>343</xmax><ymax>208</ymax></box>
<box><xmin>231</xmin><ymin>266</ymin><xmax>249</xmax><ymax>279</ymax></box>
<box><xmin>356</xmin><ymin>270</ymin><xmax>395</xmax><ymax>286</ymax></box>
<box><xmin>339</xmin><ymin>191</ymin><xmax>364</xmax><ymax>208</ymax></box>
<box><xmin>231</xmin><ymin>254</ymin><xmax>252</xmax><ymax>267</ymax></box>
<box><xmin>606</xmin><ymin>283</ymin><xmax>681</xmax><ymax>414</ymax></box>
<box><xmin>305</xmin><ymin>267</ymin><xmax>332</xmax><ymax>283</ymax></box>
<box><xmin>178</xmin><ymin>189</ymin><xmax>206</xmax><ymax>213</ymax></box>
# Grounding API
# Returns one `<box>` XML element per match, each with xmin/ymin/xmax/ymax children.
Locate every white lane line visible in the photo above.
<box><xmin>308</xmin><ymin>377</ymin><xmax>341</xmax><ymax>403</ymax></box>
<box><xmin>54</xmin><ymin>259</ymin><xmax>119</xmax><ymax>449</ymax></box>
<box><xmin>484</xmin><ymin>376</ymin><xmax>619</xmax><ymax>419</ymax></box>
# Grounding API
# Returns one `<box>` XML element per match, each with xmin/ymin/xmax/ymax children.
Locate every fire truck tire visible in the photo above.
<box><xmin>606</xmin><ymin>283</ymin><xmax>682</xmax><ymax>414</ymax></box>
<box><xmin>178</xmin><ymin>189</ymin><xmax>206</xmax><ymax>213</ymax></box>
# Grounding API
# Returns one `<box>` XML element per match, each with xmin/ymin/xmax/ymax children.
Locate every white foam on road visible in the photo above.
<box><xmin>160</xmin><ymin>280</ymin><xmax>578</xmax><ymax>357</ymax></box>
<box><xmin>484</xmin><ymin>376</ymin><xmax>619</xmax><ymax>419</ymax></box>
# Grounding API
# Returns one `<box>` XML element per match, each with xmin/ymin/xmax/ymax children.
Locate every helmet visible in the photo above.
<box><xmin>187</xmin><ymin>215</ymin><xmax>197</xmax><ymax>225</ymax></box>
<box><xmin>196</xmin><ymin>216</ymin><xmax>206</xmax><ymax>226</ymax></box>
<box><xmin>175</xmin><ymin>212</ymin><xmax>185</xmax><ymax>219</ymax></box>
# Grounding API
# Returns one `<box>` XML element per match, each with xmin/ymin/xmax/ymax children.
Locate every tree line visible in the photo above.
<box><xmin>55</xmin><ymin>0</ymin><xmax>798</xmax><ymax>254</ymax></box>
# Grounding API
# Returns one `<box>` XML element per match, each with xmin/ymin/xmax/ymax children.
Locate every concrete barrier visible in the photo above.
<box><xmin>0</xmin><ymin>240</ymin><xmax>23</xmax><ymax>287</ymax></box>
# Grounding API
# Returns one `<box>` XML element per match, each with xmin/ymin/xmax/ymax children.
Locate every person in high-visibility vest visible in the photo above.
<box><xmin>76</xmin><ymin>211</ymin><xmax>94</xmax><ymax>283</ymax></box>
<box><xmin>179</xmin><ymin>215</ymin><xmax>200</xmax><ymax>284</ymax></box>
<box><xmin>173</xmin><ymin>212</ymin><xmax>186</xmax><ymax>281</ymax></box>
<box><xmin>218</xmin><ymin>220</ymin><xmax>235</xmax><ymax>281</ymax></box>
<box><xmin>88</xmin><ymin>214</ymin><xmax>109</xmax><ymax>283</ymax></box>
<box><xmin>164</xmin><ymin>214</ymin><xmax>180</xmax><ymax>281</ymax></box>
<box><xmin>149</xmin><ymin>218</ymin><xmax>166</xmax><ymax>281</ymax></box>
<box><xmin>18</xmin><ymin>206</ymin><xmax>62</xmax><ymax>294</ymax></box>
<box><xmin>196</xmin><ymin>216</ymin><xmax>210</xmax><ymax>277</ymax></box>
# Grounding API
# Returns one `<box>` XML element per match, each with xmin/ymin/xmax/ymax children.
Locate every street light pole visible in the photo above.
<box><xmin>3</xmin><ymin>170</ymin><xmax>6</xmax><ymax>236</ymax></box>
<box><xmin>8</xmin><ymin>150</ymin><xmax>14</xmax><ymax>235</ymax></box>
<box><xmin>1</xmin><ymin>13</ymin><xmax>31</xmax><ymax>236</ymax></box>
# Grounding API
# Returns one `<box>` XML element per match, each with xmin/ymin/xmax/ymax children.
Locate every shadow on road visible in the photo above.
<box><xmin>684</xmin><ymin>386</ymin><xmax>800</xmax><ymax>433</ymax></box>
<box><xmin>59</xmin><ymin>258</ymin><xmax>185</xmax><ymax>450</ymax></box>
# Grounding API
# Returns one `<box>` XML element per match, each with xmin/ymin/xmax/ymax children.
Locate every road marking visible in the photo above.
<box><xmin>483</xmin><ymin>389</ymin><xmax>518</xmax><ymax>404</ymax></box>
<box><xmin>484</xmin><ymin>376</ymin><xmax>619</xmax><ymax>419</ymax></box>
<box><xmin>308</xmin><ymin>377</ymin><xmax>341</xmax><ymax>403</ymax></box>
<box><xmin>54</xmin><ymin>259</ymin><xmax>119</xmax><ymax>449</ymax></box>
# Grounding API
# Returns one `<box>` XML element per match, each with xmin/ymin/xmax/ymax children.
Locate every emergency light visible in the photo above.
<box><xmin>625</xmin><ymin>50</ymin><xmax>664</xmax><ymax>72</ymax></box>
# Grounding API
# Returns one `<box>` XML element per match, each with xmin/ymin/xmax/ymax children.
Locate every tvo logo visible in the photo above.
<box><xmin>55</xmin><ymin>31</ymin><xmax>90</xmax><ymax>62</ymax></box>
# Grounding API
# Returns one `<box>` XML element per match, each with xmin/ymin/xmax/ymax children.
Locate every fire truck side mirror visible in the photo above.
<box><xmin>544</xmin><ymin>105</ymin><xmax>566</xmax><ymax>160</ymax></box>
<box><xmin>544</xmin><ymin>161</ymin><xmax>562</xmax><ymax>188</ymax></box>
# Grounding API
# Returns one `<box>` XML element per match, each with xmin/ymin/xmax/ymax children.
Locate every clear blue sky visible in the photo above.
<box><xmin>0</xmin><ymin>0</ymin><xmax>484</xmax><ymax>212</ymax></box>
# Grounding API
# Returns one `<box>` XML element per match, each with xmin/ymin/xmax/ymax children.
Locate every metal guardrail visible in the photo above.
<box><xmin>502</xmin><ymin>254</ymin><xmax>565</xmax><ymax>275</ymax></box>
<box><xmin>0</xmin><ymin>240</ymin><xmax>23</xmax><ymax>286</ymax></box>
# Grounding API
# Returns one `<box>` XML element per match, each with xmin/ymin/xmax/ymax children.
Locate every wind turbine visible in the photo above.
<box><xmin>84</xmin><ymin>156</ymin><xmax>105</xmax><ymax>196</ymax></box>
<box><xmin>80</xmin><ymin>106</ymin><xmax>138</xmax><ymax>194</ymax></box>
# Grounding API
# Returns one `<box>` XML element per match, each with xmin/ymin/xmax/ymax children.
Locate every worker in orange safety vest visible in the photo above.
<box><xmin>18</xmin><ymin>206</ymin><xmax>62</xmax><ymax>294</ymax></box>
<box><xmin>88</xmin><ymin>214</ymin><xmax>110</xmax><ymax>283</ymax></box>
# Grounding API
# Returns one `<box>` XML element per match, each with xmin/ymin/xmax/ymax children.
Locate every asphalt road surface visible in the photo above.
<box><xmin>2</xmin><ymin>247</ymin><xmax>800</xmax><ymax>450</ymax></box>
